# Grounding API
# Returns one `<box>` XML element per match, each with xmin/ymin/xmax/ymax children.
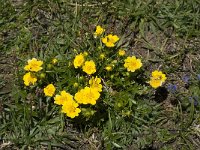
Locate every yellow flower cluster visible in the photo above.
<box><xmin>52</xmin><ymin>77</ymin><xmax>102</xmax><ymax>118</ymax></box>
<box><xmin>73</xmin><ymin>53</ymin><xmax>96</xmax><ymax>75</ymax></box>
<box><xmin>54</xmin><ymin>91</ymin><xmax>81</xmax><ymax>118</ymax></box>
<box><xmin>75</xmin><ymin>76</ymin><xmax>102</xmax><ymax>105</ymax></box>
<box><xmin>21</xmin><ymin>24</ymin><xmax>170</xmax><ymax>121</ymax></box>
<box><xmin>94</xmin><ymin>25</ymin><xmax>119</xmax><ymax>47</ymax></box>
<box><xmin>124</xmin><ymin>56</ymin><xmax>142</xmax><ymax>72</ymax></box>
<box><xmin>149</xmin><ymin>70</ymin><xmax>167</xmax><ymax>89</ymax></box>
<box><xmin>75</xmin><ymin>87</ymin><xmax>100</xmax><ymax>105</ymax></box>
<box><xmin>102</xmin><ymin>34</ymin><xmax>119</xmax><ymax>47</ymax></box>
<box><xmin>23</xmin><ymin>58</ymin><xmax>43</xmax><ymax>86</ymax></box>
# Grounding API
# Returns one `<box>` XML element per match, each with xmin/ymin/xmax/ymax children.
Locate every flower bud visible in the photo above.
<box><xmin>73</xmin><ymin>82</ymin><xmax>79</xmax><ymax>88</ymax></box>
<box><xmin>32</xmin><ymin>105</ymin><xmax>36</xmax><ymax>110</ymax></box>
<box><xmin>117</xmin><ymin>102</ymin><xmax>122</xmax><ymax>108</ymax></box>
<box><xmin>79</xmin><ymin>76</ymin><xmax>84</xmax><ymax>81</ymax></box>
<box><xmin>83</xmin><ymin>51</ymin><xmax>88</xmax><ymax>56</ymax></box>
<box><xmin>47</xmin><ymin>64</ymin><xmax>52</xmax><ymax>70</ymax></box>
<box><xmin>68</xmin><ymin>62</ymin><xmax>72</xmax><ymax>67</ymax></box>
<box><xmin>110</xmin><ymin>74</ymin><xmax>114</xmax><ymax>79</ymax></box>
<box><xmin>98</xmin><ymin>46</ymin><xmax>102</xmax><ymax>50</ymax></box>
<box><xmin>100</xmin><ymin>53</ymin><xmax>105</xmax><ymax>59</ymax></box>
<box><xmin>39</xmin><ymin>73</ymin><xmax>46</xmax><ymax>79</ymax></box>
<box><xmin>126</xmin><ymin>72</ymin><xmax>130</xmax><ymax>76</ymax></box>
<box><xmin>73</xmin><ymin>49</ymin><xmax>77</xmax><ymax>53</ymax></box>
<box><xmin>105</xmin><ymin>66</ymin><xmax>112</xmax><ymax>71</ymax></box>
<box><xmin>90</xmin><ymin>110</ymin><xmax>96</xmax><ymax>116</ymax></box>
<box><xmin>118</xmin><ymin>49</ymin><xmax>126</xmax><ymax>56</ymax></box>
<box><xmin>52</xmin><ymin>58</ymin><xmax>58</xmax><ymax>64</ymax></box>
<box><xmin>81</xmin><ymin>108</ymin><xmax>95</xmax><ymax>118</ymax></box>
<box><xmin>112</xmin><ymin>60</ymin><xmax>117</xmax><ymax>64</ymax></box>
<box><xmin>122</xmin><ymin>110</ymin><xmax>131</xmax><ymax>117</ymax></box>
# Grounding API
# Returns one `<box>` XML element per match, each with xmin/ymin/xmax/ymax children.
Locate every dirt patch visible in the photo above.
<box><xmin>0</xmin><ymin>52</ymin><xmax>15</xmax><ymax>95</ymax></box>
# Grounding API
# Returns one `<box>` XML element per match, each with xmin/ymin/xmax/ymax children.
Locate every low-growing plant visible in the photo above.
<box><xmin>12</xmin><ymin>24</ymin><xmax>168</xmax><ymax>148</ymax></box>
<box><xmin>1</xmin><ymin>0</ymin><xmax>200</xmax><ymax>149</ymax></box>
<box><xmin>21</xmin><ymin>25</ymin><xmax>167</xmax><ymax>119</ymax></box>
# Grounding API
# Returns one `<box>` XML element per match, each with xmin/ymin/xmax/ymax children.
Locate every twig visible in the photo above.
<box><xmin>68</xmin><ymin>2</ymin><xmax>106</xmax><ymax>7</ymax></box>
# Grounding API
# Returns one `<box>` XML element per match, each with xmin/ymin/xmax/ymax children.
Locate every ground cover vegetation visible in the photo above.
<box><xmin>0</xmin><ymin>0</ymin><xmax>200</xmax><ymax>149</ymax></box>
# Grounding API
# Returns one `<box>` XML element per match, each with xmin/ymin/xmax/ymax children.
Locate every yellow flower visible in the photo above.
<box><xmin>23</xmin><ymin>72</ymin><xmax>37</xmax><ymax>86</ymax></box>
<box><xmin>94</xmin><ymin>25</ymin><xmax>105</xmax><ymax>38</ymax></box>
<box><xmin>124</xmin><ymin>56</ymin><xmax>142</xmax><ymax>72</ymax></box>
<box><xmin>107</xmin><ymin>34</ymin><xmax>119</xmax><ymax>43</ymax></box>
<box><xmin>102</xmin><ymin>39</ymin><xmax>115</xmax><ymax>47</ymax></box>
<box><xmin>44</xmin><ymin>84</ymin><xmax>56</xmax><ymax>97</ymax></box>
<box><xmin>105</xmin><ymin>66</ymin><xmax>112</xmax><ymax>71</ymax></box>
<box><xmin>83</xmin><ymin>87</ymin><xmax>100</xmax><ymax>105</ymax></box>
<box><xmin>73</xmin><ymin>53</ymin><xmax>85</xmax><ymax>68</ymax></box>
<box><xmin>61</xmin><ymin>100</ymin><xmax>81</xmax><ymax>118</ymax></box>
<box><xmin>54</xmin><ymin>91</ymin><xmax>73</xmax><ymax>105</ymax></box>
<box><xmin>118</xmin><ymin>49</ymin><xmax>125</xmax><ymax>56</ymax></box>
<box><xmin>82</xmin><ymin>60</ymin><xmax>96</xmax><ymax>75</ymax></box>
<box><xmin>52</xmin><ymin>58</ymin><xmax>58</xmax><ymax>64</ymax></box>
<box><xmin>24</xmin><ymin>58</ymin><xmax>43</xmax><ymax>72</ymax></box>
<box><xmin>74</xmin><ymin>89</ymin><xmax>85</xmax><ymax>104</ymax></box>
<box><xmin>89</xmin><ymin>76</ymin><xmax>102</xmax><ymax>92</ymax></box>
<box><xmin>151</xmin><ymin>70</ymin><xmax>167</xmax><ymax>81</ymax></box>
<box><xmin>101</xmin><ymin>34</ymin><xmax>119</xmax><ymax>47</ymax></box>
<box><xmin>149</xmin><ymin>70</ymin><xmax>167</xmax><ymax>89</ymax></box>
<box><xmin>149</xmin><ymin>80</ymin><xmax>163</xmax><ymax>89</ymax></box>
<box><xmin>74</xmin><ymin>87</ymin><xmax>100</xmax><ymax>105</ymax></box>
